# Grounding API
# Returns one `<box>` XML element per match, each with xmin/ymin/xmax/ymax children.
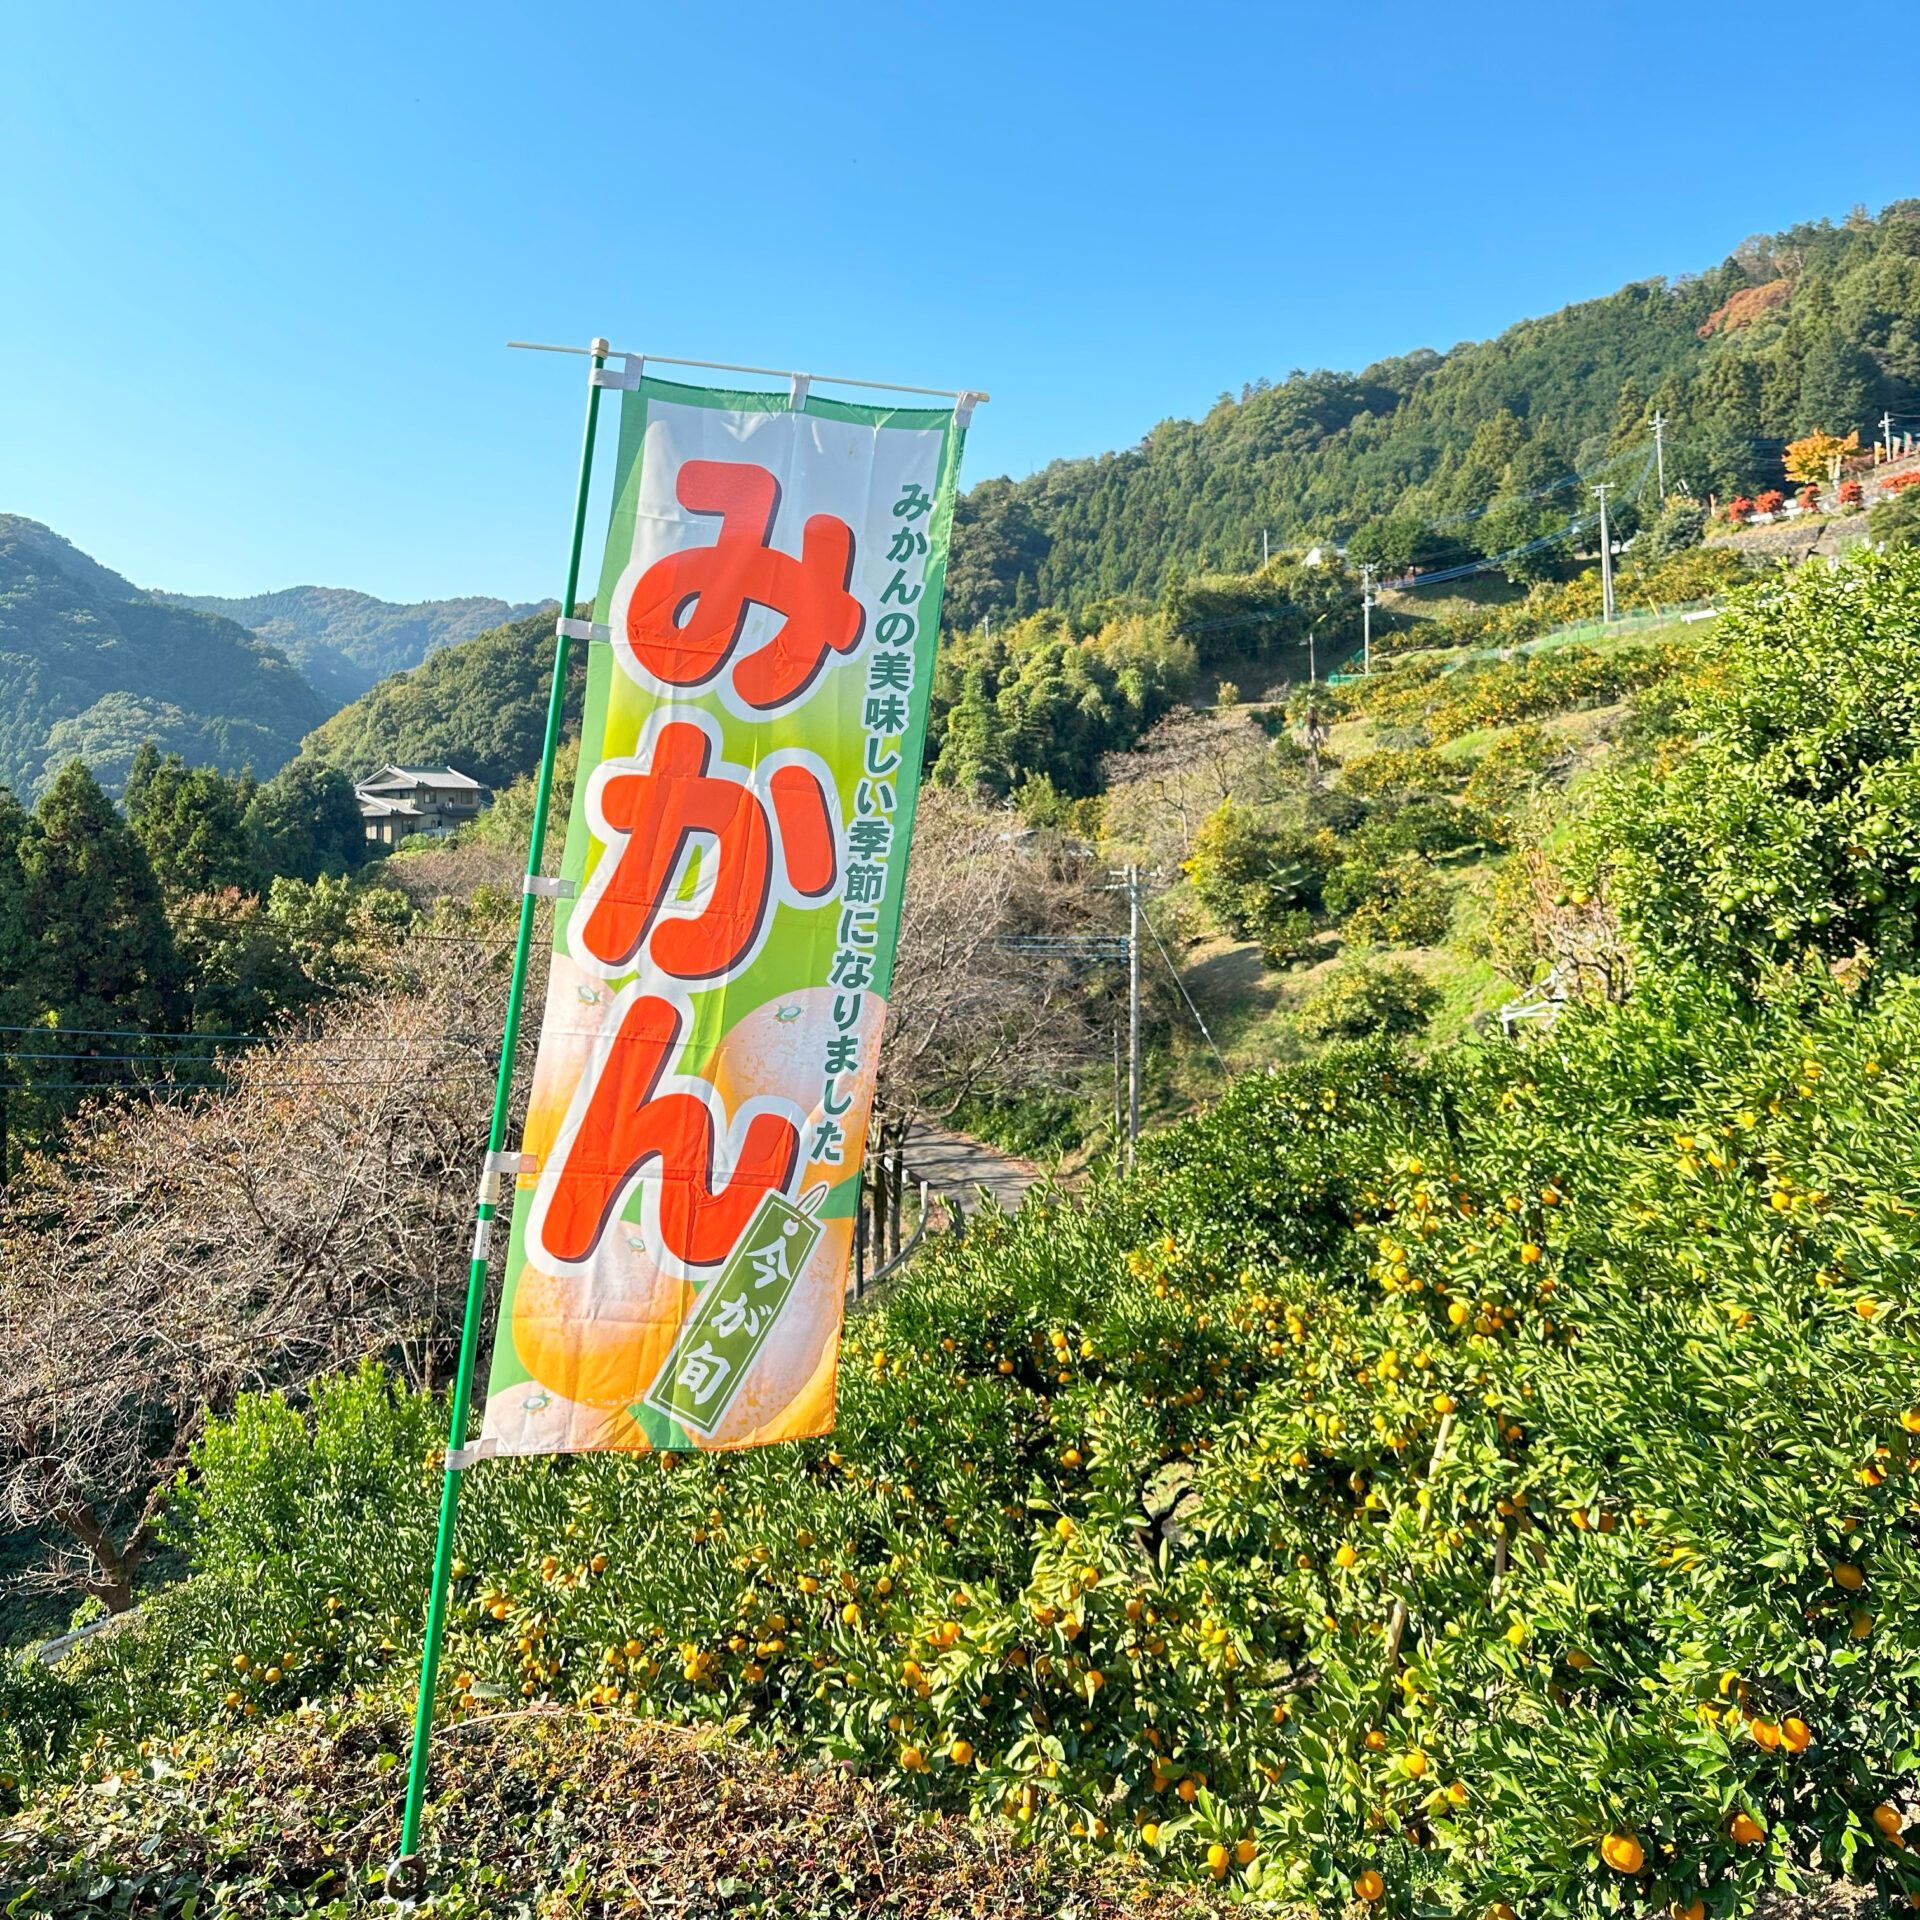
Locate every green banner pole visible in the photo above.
<box><xmin>387</xmin><ymin>338</ymin><xmax>610</xmax><ymax>1895</ymax></box>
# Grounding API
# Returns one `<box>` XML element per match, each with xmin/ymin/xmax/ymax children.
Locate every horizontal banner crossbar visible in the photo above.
<box><xmin>508</xmin><ymin>340</ymin><xmax>988</xmax><ymax>405</ymax></box>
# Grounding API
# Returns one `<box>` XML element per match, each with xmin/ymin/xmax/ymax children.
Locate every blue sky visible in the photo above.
<box><xmin>6</xmin><ymin>1</ymin><xmax>1919</xmax><ymax>604</ymax></box>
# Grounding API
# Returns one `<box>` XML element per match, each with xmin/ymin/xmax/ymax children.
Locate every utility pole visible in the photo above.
<box><xmin>1262</xmin><ymin>527</ymin><xmax>1269</xmax><ymax>568</ymax></box>
<box><xmin>1126</xmin><ymin>864</ymin><xmax>1141</xmax><ymax>1172</ymax></box>
<box><xmin>1360</xmin><ymin>563</ymin><xmax>1375</xmax><ymax>674</ymax></box>
<box><xmin>1882</xmin><ymin>411</ymin><xmax>1896</xmax><ymax>463</ymax></box>
<box><xmin>1652</xmin><ymin>411</ymin><xmax>1667</xmax><ymax>504</ymax></box>
<box><xmin>1591</xmin><ymin>484</ymin><xmax>1615</xmax><ymax>624</ymax></box>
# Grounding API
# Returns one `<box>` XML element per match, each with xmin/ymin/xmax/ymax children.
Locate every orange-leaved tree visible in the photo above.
<box><xmin>1785</xmin><ymin>430</ymin><xmax>1859</xmax><ymax>488</ymax></box>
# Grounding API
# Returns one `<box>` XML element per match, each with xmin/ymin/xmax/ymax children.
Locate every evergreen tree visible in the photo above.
<box><xmin>124</xmin><ymin>750</ymin><xmax>257</xmax><ymax>897</ymax></box>
<box><xmin>19</xmin><ymin>761</ymin><xmax>184</xmax><ymax>1035</ymax></box>
<box><xmin>245</xmin><ymin>759</ymin><xmax>370</xmax><ymax>883</ymax></box>
<box><xmin>1796</xmin><ymin>326</ymin><xmax>1878</xmax><ymax>438</ymax></box>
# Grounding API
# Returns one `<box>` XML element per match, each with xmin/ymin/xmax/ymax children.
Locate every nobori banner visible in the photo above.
<box><xmin>479</xmin><ymin>377</ymin><xmax>968</xmax><ymax>1456</ymax></box>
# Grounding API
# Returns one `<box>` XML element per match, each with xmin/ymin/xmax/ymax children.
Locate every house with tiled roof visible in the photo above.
<box><xmin>354</xmin><ymin>765</ymin><xmax>491</xmax><ymax>847</ymax></box>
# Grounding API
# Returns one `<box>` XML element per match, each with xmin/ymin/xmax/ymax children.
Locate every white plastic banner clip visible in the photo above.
<box><xmin>789</xmin><ymin>373</ymin><xmax>811</xmax><ymax>411</ymax></box>
<box><xmin>523</xmin><ymin>875</ymin><xmax>576</xmax><ymax>900</ymax></box>
<box><xmin>483</xmin><ymin>1150</ymin><xmax>522</xmax><ymax>1175</ymax></box>
<box><xmin>556</xmin><ymin>616</ymin><xmax>612</xmax><ymax>644</ymax></box>
<box><xmin>954</xmin><ymin>390</ymin><xmax>986</xmax><ymax>429</ymax></box>
<box><xmin>590</xmin><ymin>352</ymin><xmax>643</xmax><ymax>390</ymax></box>
<box><xmin>444</xmin><ymin>1438</ymin><xmax>499</xmax><ymax>1473</ymax></box>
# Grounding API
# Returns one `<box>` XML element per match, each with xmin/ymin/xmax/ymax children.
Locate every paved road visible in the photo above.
<box><xmin>899</xmin><ymin>1120</ymin><xmax>1042</xmax><ymax>1218</ymax></box>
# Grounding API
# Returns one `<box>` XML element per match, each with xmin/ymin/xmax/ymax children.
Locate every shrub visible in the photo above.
<box><xmin>1639</xmin><ymin>501</ymin><xmax>1708</xmax><ymax>563</ymax></box>
<box><xmin>1576</xmin><ymin>546</ymin><xmax>1920</xmax><ymax>984</ymax></box>
<box><xmin>1462</xmin><ymin>725</ymin><xmax>1557</xmax><ymax>812</ymax></box>
<box><xmin>1184</xmin><ymin>803</ymin><xmax>1333</xmax><ymax>944</ymax></box>
<box><xmin>1840</xmin><ymin>479</ymin><xmax>1865</xmax><ymax>511</ymax></box>
<box><xmin>1338</xmin><ymin>749</ymin><xmax>1464</xmax><ymax>800</ymax></box>
<box><xmin>1871</xmin><ymin>486</ymin><xmax>1920</xmax><ymax>553</ymax></box>
<box><xmin>15</xmin><ymin>968</ymin><xmax>1920</xmax><ymax>1917</ymax></box>
<box><xmin>1293</xmin><ymin>955</ymin><xmax>1440</xmax><ymax>1038</ymax></box>
<box><xmin>1755</xmin><ymin>490</ymin><xmax>1785</xmax><ymax>516</ymax></box>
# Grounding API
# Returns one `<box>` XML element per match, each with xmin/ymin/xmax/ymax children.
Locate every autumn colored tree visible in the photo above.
<box><xmin>1784</xmin><ymin>430</ymin><xmax>1859</xmax><ymax>488</ymax></box>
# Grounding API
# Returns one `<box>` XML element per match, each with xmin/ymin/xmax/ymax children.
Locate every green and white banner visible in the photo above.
<box><xmin>480</xmin><ymin>373</ymin><xmax>969</xmax><ymax>1456</ymax></box>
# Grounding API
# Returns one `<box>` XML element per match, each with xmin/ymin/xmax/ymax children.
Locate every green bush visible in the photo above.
<box><xmin>1184</xmin><ymin>803</ymin><xmax>1333</xmax><ymax>945</ymax></box>
<box><xmin>1576</xmin><ymin>546</ymin><xmax>1920</xmax><ymax>984</ymax></box>
<box><xmin>1870</xmin><ymin>486</ymin><xmax>1920</xmax><ymax>553</ymax></box>
<box><xmin>1294</xmin><ymin>956</ymin><xmax>1441</xmax><ymax>1039</ymax></box>
<box><xmin>1323</xmin><ymin>847</ymin><xmax>1455</xmax><ymax>948</ymax></box>
<box><xmin>28</xmin><ymin>963</ymin><xmax>1920</xmax><ymax>1915</ymax></box>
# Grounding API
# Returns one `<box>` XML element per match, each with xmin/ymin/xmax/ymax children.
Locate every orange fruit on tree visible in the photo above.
<box><xmin>1601</xmin><ymin>1832</ymin><xmax>1645</xmax><ymax>1873</ymax></box>
<box><xmin>1207</xmin><ymin>1843</ymin><xmax>1230</xmax><ymax>1879</ymax></box>
<box><xmin>1674</xmin><ymin>1901</ymin><xmax>1705</xmax><ymax>1920</ymax></box>
<box><xmin>1873</xmin><ymin>1803</ymin><xmax>1904</xmax><ymax>1838</ymax></box>
<box><xmin>1355</xmin><ymin>1869</ymin><xmax>1385</xmax><ymax>1903</ymax></box>
<box><xmin>1833</xmin><ymin>1563</ymin><xmax>1865</xmax><ymax>1591</ymax></box>
<box><xmin>1235</xmin><ymin>1838</ymin><xmax>1258</xmax><ymax>1865</ymax></box>
<box><xmin>1730</xmin><ymin>1812</ymin><xmax>1764</xmax><ymax>1844</ymax></box>
<box><xmin>948</xmin><ymin>1738</ymin><xmax>973</xmax><ymax>1765</ymax></box>
<box><xmin>1782</xmin><ymin>1717</ymin><xmax>1812</xmax><ymax>1752</ymax></box>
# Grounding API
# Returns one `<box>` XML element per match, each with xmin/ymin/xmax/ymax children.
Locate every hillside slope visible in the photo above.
<box><xmin>297</xmin><ymin>604</ymin><xmax>583</xmax><ymax>787</ymax></box>
<box><xmin>948</xmin><ymin>202</ymin><xmax>1920</xmax><ymax>622</ymax></box>
<box><xmin>0</xmin><ymin>517</ymin><xmax>331</xmax><ymax>801</ymax></box>
<box><xmin>156</xmin><ymin>584</ymin><xmax>549</xmax><ymax>704</ymax></box>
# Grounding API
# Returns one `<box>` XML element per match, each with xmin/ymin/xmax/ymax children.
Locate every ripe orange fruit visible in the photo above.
<box><xmin>1730</xmin><ymin>1812</ymin><xmax>1764</xmax><ymax>1844</ymax></box>
<box><xmin>1873</xmin><ymin>1803</ymin><xmax>1904</xmax><ymax>1838</ymax></box>
<box><xmin>1601</xmin><ymin>1832</ymin><xmax>1645</xmax><ymax>1873</ymax></box>
<box><xmin>900</xmin><ymin>1745</ymin><xmax>924</xmax><ymax>1771</ymax></box>
<box><xmin>1336</xmin><ymin>1543</ymin><xmax>1359</xmax><ymax>1569</ymax></box>
<box><xmin>1178</xmin><ymin>1777</ymin><xmax>1198</xmax><ymax>1803</ymax></box>
<box><xmin>1852</xmin><ymin>1611</ymin><xmax>1874</xmax><ymax>1639</ymax></box>
<box><xmin>1355</xmin><ymin>1870</ymin><xmax>1385</xmax><ymax>1903</ymax></box>
<box><xmin>1782</xmin><ymin>1717</ymin><xmax>1812</xmax><ymax>1751</ymax></box>
<box><xmin>1207</xmin><ymin>1842</ymin><xmax>1230</xmax><ymax>1879</ymax></box>
<box><xmin>1235</xmin><ymin>1839</ymin><xmax>1257</xmax><ymax>1865</ymax></box>
<box><xmin>1140</xmin><ymin>1821</ymin><xmax>1160</xmax><ymax>1846</ymax></box>
<box><xmin>1674</xmin><ymin>1900</ymin><xmax>1705</xmax><ymax>1920</ymax></box>
<box><xmin>1751</xmin><ymin>1719</ymin><xmax>1781</xmax><ymax>1749</ymax></box>
<box><xmin>949</xmin><ymin>1739</ymin><xmax>973</xmax><ymax>1765</ymax></box>
<box><xmin>1833</xmin><ymin>1563</ymin><xmax>1865</xmax><ymax>1591</ymax></box>
<box><xmin>1520</xmin><ymin>1243</ymin><xmax>1543</xmax><ymax>1265</ymax></box>
<box><xmin>1405</xmin><ymin>1748</ymin><xmax>1429</xmax><ymax>1779</ymax></box>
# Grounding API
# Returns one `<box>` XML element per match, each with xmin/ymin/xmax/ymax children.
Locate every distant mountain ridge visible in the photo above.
<box><xmin>0</xmin><ymin>516</ymin><xmax>331</xmax><ymax>801</ymax></box>
<box><xmin>154</xmin><ymin>585</ymin><xmax>551</xmax><ymax>704</ymax></box>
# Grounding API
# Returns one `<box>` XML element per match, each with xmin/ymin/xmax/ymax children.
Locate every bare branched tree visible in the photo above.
<box><xmin>1101</xmin><ymin>707</ymin><xmax>1301</xmax><ymax>870</ymax></box>
<box><xmin>878</xmin><ymin>789</ymin><xmax>1119</xmax><ymax>1128</ymax></box>
<box><xmin>0</xmin><ymin>921</ymin><xmax>536</xmax><ymax>1611</ymax></box>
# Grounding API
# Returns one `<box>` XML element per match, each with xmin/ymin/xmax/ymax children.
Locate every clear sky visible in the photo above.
<box><xmin>6</xmin><ymin>1</ymin><xmax>1919</xmax><ymax>605</ymax></box>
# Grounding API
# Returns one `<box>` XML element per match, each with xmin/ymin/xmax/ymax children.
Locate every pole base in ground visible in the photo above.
<box><xmin>384</xmin><ymin>1854</ymin><xmax>423</xmax><ymax>1899</ymax></box>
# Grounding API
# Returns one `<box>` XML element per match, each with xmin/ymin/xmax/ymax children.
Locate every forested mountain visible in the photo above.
<box><xmin>156</xmin><ymin>584</ymin><xmax>549</xmax><ymax>704</ymax></box>
<box><xmin>947</xmin><ymin>202</ymin><xmax>1920</xmax><ymax>621</ymax></box>
<box><xmin>298</xmin><ymin>605</ymin><xmax>583</xmax><ymax>788</ymax></box>
<box><xmin>0</xmin><ymin>517</ymin><xmax>331</xmax><ymax>802</ymax></box>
